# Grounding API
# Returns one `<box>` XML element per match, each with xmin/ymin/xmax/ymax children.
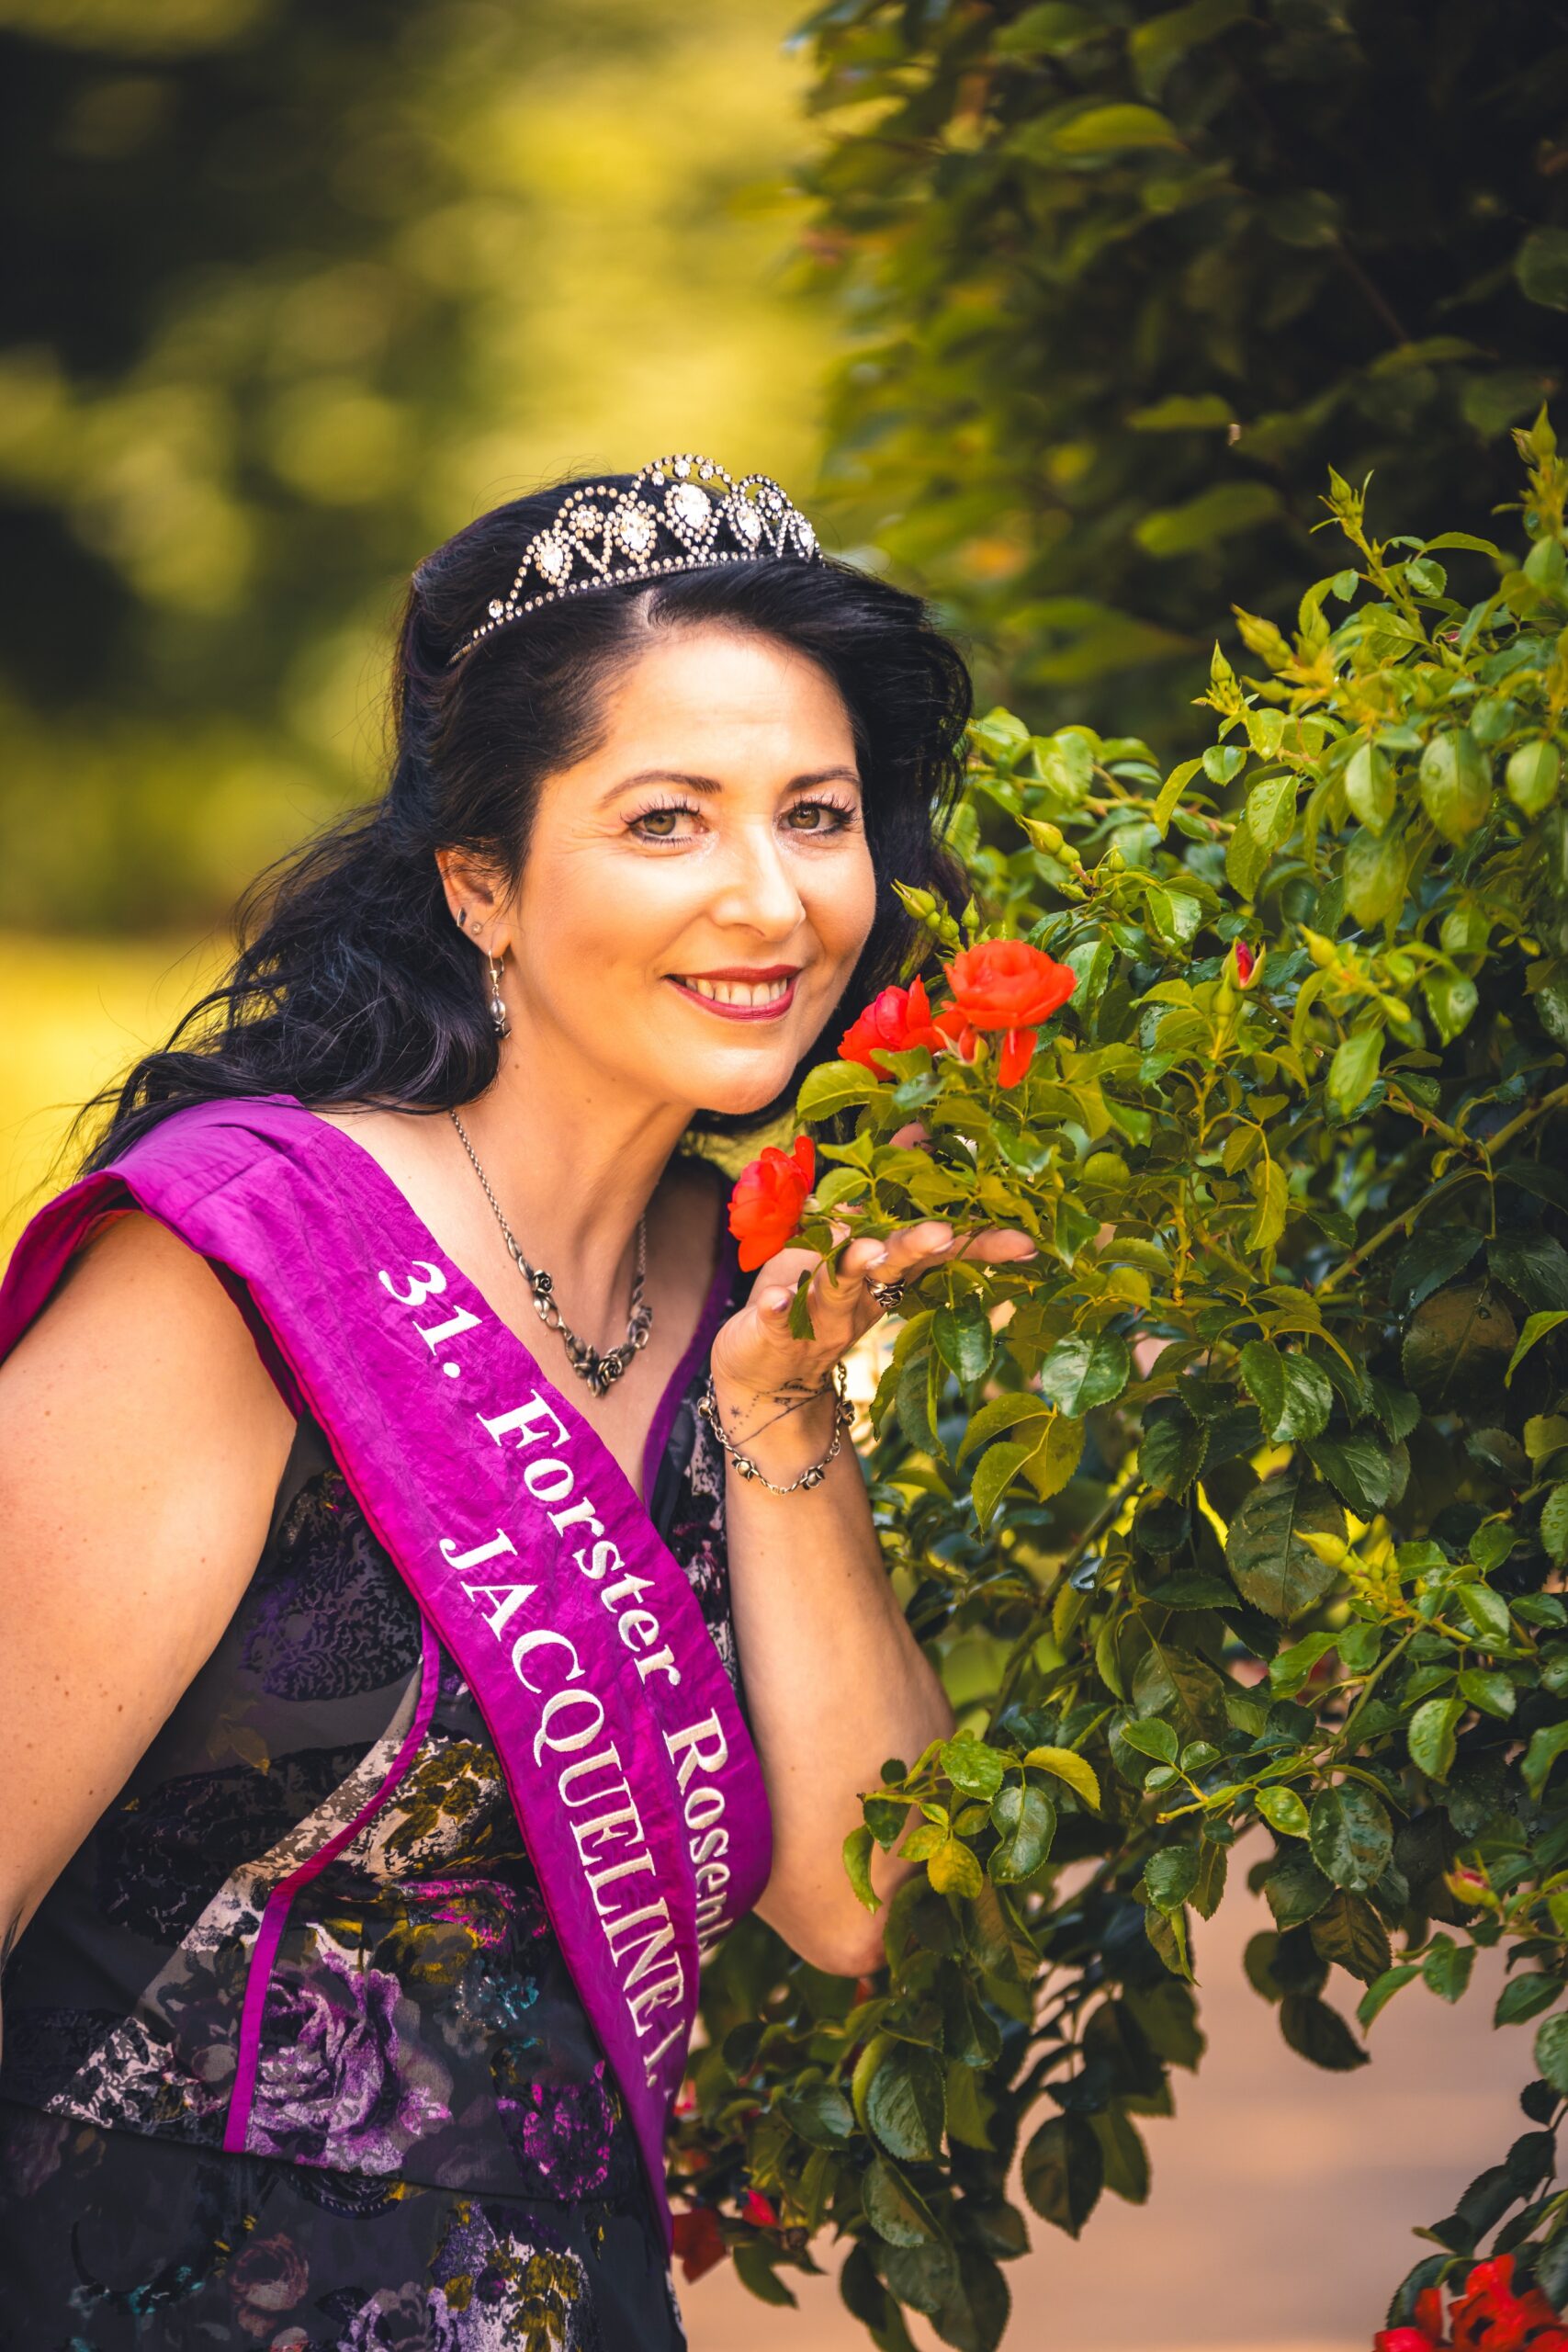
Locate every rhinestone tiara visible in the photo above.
<box><xmin>449</xmin><ymin>451</ymin><xmax>821</xmax><ymax>663</ymax></box>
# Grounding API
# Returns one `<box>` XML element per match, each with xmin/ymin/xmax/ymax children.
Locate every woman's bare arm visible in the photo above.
<box><xmin>0</xmin><ymin>1213</ymin><xmax>294</xmax><ymax>2030</ymax></box>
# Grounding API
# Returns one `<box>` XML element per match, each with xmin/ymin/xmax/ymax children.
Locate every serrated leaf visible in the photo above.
<box><xmin>863</xmin><ymin>2155</ymin><xmax>941</xmax><ymax>2247</ymax></box>
<box><xmin>1408</xmin><ymin>1694</ymin><xmax>1463</xmax><ymax>1781</ymax></box>
<box><xmin>1280</xmin><ymin>1992</ymin><xmax>1371</xmax><ymax>2071</ymax></box>
<box><xmin>1023</xmin><ymin>1746</ymin><xmax>1101</xmax><ymax>1809</ymax></box>
<box><xmin>1327</xmin><ymin>1025</ymin><xmax>1383</xmax><ymax>1117</ymax></box>
<box><xmin>1037</xmin><ymin>1329</ymin><xmax>1132</xmax><ymax>1414</ymax></box>
<box><xmin>1308</xmin><ymin>1783</ymin><xmax>1393</xmax><ymax>1891</ymax></box>
<box><xmin>935</xmin><ymin>1300</ymin><xmax>996</xmax><ymax>1385</ymax></box>
<box><xmin>1359</xmin><ymin>1964</ymin><xmax>1421</xmax><ymax>2030</ymax></box>
<box><xmin>972</xmin><ymin>1439</ymin><xmax>1034</xmax><ymax>1530</ymax></box>
<box><xmin>796</xmin><ymin>1061</ymin><xmax>886</xmax><ymax>1121</ymax></box>
<box><xmin>988</xmin><ymin>1783</ymin><xmax>1057</xmax><ymax>1883</ymax></box>
<box><xmin>1309</xmin><ymin>1890</ymin><xmax>1393</xmax><ymax>1984</ymax></box>
<box><xmin>1021</xmin><ymin>2114</ymin><xmax>1104</xmax><ymax>2237</ymax></box>
<box><xmin>1257</xmin><ymin>1785</ymin><xmax>1311</xmax><ymax>1838</ymax></box>
<box><xmin>1239</xmin><ymin>1340</ymin><xmax>1333</xmax><ymax>1442</ymax></box>
<box><xmin>866</xmin><ymin>2041</ymin><xmax>946</xmax><ymax>2163</ymax></box>
<box><xmin>1225</xmin><ymin>1478</ymin><xmax>1345</xmax><ymax>1620</ymax></box>
<box><xmin>843</xmin><ymin>1824</ymin><xmax>880</xmax><ymax>1913</ymax></box>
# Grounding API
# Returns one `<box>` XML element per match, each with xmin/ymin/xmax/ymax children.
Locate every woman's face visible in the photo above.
<box><xmin>502</xmin><ymin>623</ymin><xmax>878</xmax><ymax>1118</ymax></box>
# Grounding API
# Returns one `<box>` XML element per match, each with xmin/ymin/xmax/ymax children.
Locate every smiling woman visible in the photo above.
<box><xmin>0</xmin><ymin>454</ymin><xmax>1036</xmax><ymax>2348</ymax></box>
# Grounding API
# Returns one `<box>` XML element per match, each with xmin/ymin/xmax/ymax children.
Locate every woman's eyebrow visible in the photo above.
<box><xmin>599</xmin><ymin>764</ymin><xmax>862</xmax><ymax>806</ymax></box>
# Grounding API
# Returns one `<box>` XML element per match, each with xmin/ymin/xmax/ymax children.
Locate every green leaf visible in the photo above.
<box><xmin>1037</xmin><ymin>1329</ymin><xmax>1132</xmax><ymax>1414</ymax></box>
<box><xmin>1538</xmin><ymin>2014</ymin><xmax>1568</xmax><ymax>2097</ymax></box>
<box><xmin>1225</xmin><ymin>1478</ymin><xmax>1345</xmax><ymax>1620</ymax></box>
<box><xmin>1418</xmin><ymin>729</ymin><xmax>1493</xmax><ymax>842</ymax></box>
<box><xmin>1523</xmin><ymin>1718</ymin><xmax>1568</xmax><ymax>1799</ymax></box>
<box><xmin>1391</xmin><ymin>1226</ymin><xmax>1483</xmax><ymax>1314</ymax></box>
<box><xmin>1257</xmin><ymin>1784</ymin><xmax>1311</xmax><ymax>1838</ymax></box>
<box><xmin>1507</xmin><ymin>1310</ymin><xmax>1568</xmax><ymax>1384</ymax></box>
<box><xmin>1239</xmin><ymin>1340</ymin><xmax>1332</xmax><ymax>1442</ymax></box>
<box><xmin>1543</xmin><ymin>1485</ymin><xmax>1568</xmax><ymax>1569</ymax></box>
<box><xmin>779</xmin><ymin>2081</ymin><xmax>856</xmax><ymax>2146</ymax></box>
<box><xmin>1506</xmin><ymin>739</ymin><xmax>1562</xmax><ymax>816</ymax></box>
<box><xmin>956</xmin><ymin>1391</ymin><xmax>1053</xmax><ymax>1464</ymax></box>
<box><xmin>1490</xmin><ymin>1233</ymin><xmax>1568</xmax><ymax>1314</ymax></box>
<box><xmin>1456</xmin><ymin>1583</ymin><xmax>1512</xmax><ymax>1645</ymax></box>
<box><xmin>1409</xmin><ymin>1697</ymin><xmax>1460</xmax><ymax>1787</ymax></box>
<box><xmin>1280</xmin><ymin>1992</ymin><xmax>1370</xmax><ymax>2071</ymax></box>
<box><xmin>1246</xmin><ymin>1158</ymin><xmax>1290</xmax><ymax>1254</ymax></box>
<box><xmin>1402</xmin><ymin>1285</ymin><xmax>1517</xmax><ymax>1407</ymax></box>
<box><xmin>1359</xmin><ymin>1963</ymin><xmax>1421</xmax><ymax>2030</ymax></box>
<box><xmin>1327</xmin><ymin>1024</ymin><xmax>1383</xmax><ymax>1118</ymax></box>
<box><xmin>927</xmin><ymin>1835</ymin><xmax>984</xmax><ymax>1899</ymax></box>
<box><xmin>1144</xmin><ymin>1844</ymin><xmax>1200</xmax><ymax>1915</ymax></box>
<box><xmin>1128</xmin><ymin>0</ymin><xmax>1251</xmax><ymax>96</ymax></box>
<box><xmin>1021</xmin><ymin>2114</ymin><xmax>1104</xmax><ymax>2237</ymax></box>
<box><xmin>1343</xmin><ymin>829</ymin><xmax>1408</xmax><ymax>928</ymax></box>
<box><xmin>1269</xmin><ymin>1628</ymin><xmax>1339</xmax><ymax>1698</ymax></box>
<box><xmin>1345</xmin><ymin>741</ymin><xmax>1395</xmax><ymax>835</ymax></box>
<box><xmin>972</xmin><ymin>1439</ymin><xmax>1035</xmax><ymax>1531</ymax></box>
<box><xmin>988</xmin><ymin>1783</ymin><xmax>1057</xmax><ymax>1883</ymax></box>
<box><xmin>1308</xmin><ymin>1782</ymin><xmax>1393</xmax><ymax>1891</ymax></box>
<box><xmin>992</xmin><ymin>2</ymin><xmax>1102</xmax><ymax>55</ymax></box>
<box><xmin>843</xmin><ymin>1824</ymin><xmax>880</xmax><ymax>1913</ymax></box>
<box><xmin>942</xmin><ymin>1733</ymin><xmax>1006</xmax><ymax>1800</ymax></box>
<box><xmin>863</xmin><ymin>2155</ymin><xmax>941</xmax><ymax>2247</ymax></box>
<box><xmin>1121</xmin><ymin>1717</ymin><xmax>1179</xmax><ymax>1764</ymax></box>
<box><xmin>1246</xmin><ymin>772</ymin><xmax>1296</xmax><ymax>851</ymax></box>
<box><xmin>1022</xmin><ymin>1411</ymin><xmax>1086</xmax><ymax>1501</ymax></box>
<box><xmin>1151</xmin><ymin>753</ymin><xmax>1204</xmax><ymax>838</ymax></box>
<box><xmin>1495</xmin><ymin>1974</ymin><xmax>1561</xmax><ymax>2027</ymax></box>
<box><xmin>795</xmin><ymin>1061</ymin><xmax>885</xmax><ymax>1121</ymax></box>
<box><xmin>1309</xmin><ymin>1889</ymin><xmax>1393</xmax><ymax>1984</ymax></box>
<box><xmin>1307</xmin><ymin>1432</ymin><xmax>1399</xmax><ymax>1517</ymax></box>
<box><xmin>1022</xmin><ymin>1746</ymin><xmax>1101</xmax><ymax>1809</ymax></box>
<box><xmin>934</xmin><ymin>1300</ymin><xmax>996</xmax><ymax>1385</ymax></box>
<box><xmin>1140</xmin><ymin>1406</ymin><xmax>1208</xmax><ymax>1497</ymax></box>
<box><xmin>1264</xmin><ymin>1848</ymin><xmax>1333</xmax><ymax>1928</ymax></box>
<box><xmin>1517</xmin><ymin>226</ymin><xmax>1568</xmax><ymax>311</ymax></box>
<box><xmin>733</xmin><ymin>2245</ymin><xmax>797</xmax><ymax>2307</ymax></box>
<box><xmin>1049</xmin><ymin>102</ymin><xmax>1183</xmax><ymax>155</ymax></box>
<box><xmin>1090</xmin><ymin>2105</ymin><xmax>1151</xmax><ymax>2206</ymax></box>
<box><xmin>1458</xmin><ymin>1667</ymin><xmax>1516</xmax><ymax>1720</ymax></box>
<box><xmin>866</xmin><ymin>2042</ymin><xmax>946</xmax><ymax>2164</ymax></box>
<box><xmin>1422</xmin><ymin>1933</ymin><xmax>1475</xmax><ymax>2004</ymax></box>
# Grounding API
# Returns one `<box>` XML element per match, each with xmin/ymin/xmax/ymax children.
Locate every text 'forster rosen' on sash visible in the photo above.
<box><xmin>378</xmin><ymin>1255</ymin><xmax>740</xmax><ymax>2086</ymax></box>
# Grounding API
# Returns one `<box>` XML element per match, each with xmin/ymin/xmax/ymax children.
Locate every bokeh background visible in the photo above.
<box><xmin>1</xmin><ymin>5</ymin><xmax>1551</xmax><ymax>2346</ymax></box>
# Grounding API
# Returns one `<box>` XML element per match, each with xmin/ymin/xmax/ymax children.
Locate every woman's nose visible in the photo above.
<box><xmin>709</xmin><ymin>822</ymin><xmax>807</xmax><ymax>936</ymax></box>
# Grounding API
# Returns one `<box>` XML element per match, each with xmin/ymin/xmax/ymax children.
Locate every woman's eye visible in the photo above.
<box><xmin>630</xmin><ymin>803</ymin><xmax>697</xmax><ymax>841</ymax></box>
<box><xmin>785</xmin><ymin>798</ymin><xmax>857</xmax><ymax>831</ymax></box>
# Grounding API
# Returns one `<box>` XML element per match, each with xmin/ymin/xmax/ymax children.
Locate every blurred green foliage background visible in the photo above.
<box><xmin>0</xmin><ymin>0</ymin><xmax>839</xmax><ymax>1240</ymax></box>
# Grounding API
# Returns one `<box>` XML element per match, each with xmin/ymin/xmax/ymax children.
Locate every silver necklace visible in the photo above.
<box><xmin>448</xmin><ymin>1108</ymin><xmax>653</xmax><ymax>1397</ymax></box>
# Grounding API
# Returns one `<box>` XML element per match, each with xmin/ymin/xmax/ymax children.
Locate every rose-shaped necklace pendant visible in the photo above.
<box><xmin>448</xmin><ymin>1109</ymin><xmax>653</xmax><ymax>1397</ymax></box>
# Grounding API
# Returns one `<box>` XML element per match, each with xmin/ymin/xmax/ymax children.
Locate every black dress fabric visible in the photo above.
<box><xmin>0</xmin><ymin>1193</ymin><xmax>744</xmax><ymax>2352</ymax></box>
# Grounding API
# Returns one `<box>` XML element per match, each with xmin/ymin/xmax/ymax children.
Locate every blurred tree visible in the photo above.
<box><xmin>791</xmin><ymin>0</ymin><xmax>1568</xmax><ymax>739</ymax></box>
<box><xmin>0</xmin><ymin>0</ymin><xmax>829</xmax><ymax>928</ymax></box>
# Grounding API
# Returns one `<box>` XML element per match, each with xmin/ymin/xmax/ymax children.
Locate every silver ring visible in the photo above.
<box><xmin>868</xmin><ymin>1277</ymin><xmax>907</xmax><ymax>1310</ymax></box>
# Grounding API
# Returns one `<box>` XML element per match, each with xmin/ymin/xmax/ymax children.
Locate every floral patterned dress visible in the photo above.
<box><xmin>0</xmin><ymin>1189</ymin><xmax>745</xmax><ymax>2352</ymax></box>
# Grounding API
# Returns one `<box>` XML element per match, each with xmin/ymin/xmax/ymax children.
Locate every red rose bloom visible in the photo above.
<box><xmin>839</xmin><ymin>976</ymin><xmax>943</xmax><ymax>1072</ymax></box>
<box><xmin>672</xmin><ymin>2206</ymin><xmax>728</xmax><ymax>2283</ymax></box>
<box><xmin>1235</xmin><ymin>940</ymin><xmax>1257</xmax><ymax>984</ymax></box>
<box><xmin>1376</xmin><ymin>2333</ymin><xmax>1439</xmax><ymax>2352</ymax></box>
<box><xmin>1449</xmin><ymin>2255</ymin><xmax>1566</xmax><ymax>2351</ymax></box>
<box><xmin>943</xmin><ymin>939</ymin><xmax>1076</xmax><ymax>1091</ymax></box>
<box><xmin>943</xmin><ymin>939</ymin><xmax>1078</xmax><ymax>1033</ymax></box>
<box><xmin>728</xmin><ymin>1136</ymin><xmax>814</xmax><ymax>1272</ymax></box>
<box><xmin>742</xmin><ymin>2190</ymin><xmax>778</xmax><ymax>2228</ymax></box>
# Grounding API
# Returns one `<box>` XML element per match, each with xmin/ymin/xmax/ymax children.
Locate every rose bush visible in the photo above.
<box><xmin>674</xmin><ymin>413</ymin><xmax>1568</xmax><ymax>2350</ymax></box>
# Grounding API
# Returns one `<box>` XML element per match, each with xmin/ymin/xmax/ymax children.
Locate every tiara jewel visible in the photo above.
<box><xmin>451</xmin><ymin>451</ymin><xmax>821</xmax><ymax>663</ymax></box>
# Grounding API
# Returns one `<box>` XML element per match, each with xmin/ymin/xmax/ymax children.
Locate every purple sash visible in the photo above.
<box><xmin>0</xmin><ymin>1094</ymin><xmax>773</xmax><ymax>2241</ymax></box>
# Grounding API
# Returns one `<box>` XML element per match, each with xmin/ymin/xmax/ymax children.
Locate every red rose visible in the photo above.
<box><xmin>1449</xmin><ymin>2255</ymin><xmax>1564</xmax><ymax>2352</ymax></box>
<box><xmin>943</xmin><ymin>939</ymin><xmax>1076</xmax><ymax>1091</ymax></box>
<box><xmin>728</xmin><ymin>1136</ymin><xmax>814</xmax><ymax>1272</ymax></box>
<box><xmin>742</xmin><ymin>2190</ymin><xmax>778</xmax><ymax>2228</ymax></box>
<box><xmin>1375</xmin><ymin>2333</ymin><xmax>1441</xmax><ymax>2352</ymax></box>
<box><xmin>228</xmin><ymin>2235</ymin><xmax>309</xmax><ymax>2340</ymax></box>
<box><xmin>931</xmin><ymin>1001</ymin><xmax>981</xmax><ymax>1063</ymax></box>
<box><xmin>943</xmin><ymin>939</ymin><xmax>1077</xmax><ymax>1032</ymax></box>
<box><xmin>672</xmin><ymin>2206</ymin><xmax>728</xmax><ymax>2283</ymax></box>
<box><xmin>839</xmin><ymin>976</ymin><xmax>943</xmax><ymax>1072</ymax></box>
<box><xmin>1235</xmin><ymin>940</ymin><xmax>1257</xmax><ymax>984</ymax></box>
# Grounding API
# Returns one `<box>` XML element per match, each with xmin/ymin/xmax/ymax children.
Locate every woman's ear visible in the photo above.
<box><xmin>434</xmin><ymin>849</ymin><xmax>510</xmax><ymax>955</ymax></box>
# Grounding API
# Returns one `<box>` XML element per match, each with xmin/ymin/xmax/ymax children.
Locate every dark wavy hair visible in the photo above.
<box><xmin>81</xmin><ymin>468</ymin><xmax>974</xmax><ymax>1170</ymax></box>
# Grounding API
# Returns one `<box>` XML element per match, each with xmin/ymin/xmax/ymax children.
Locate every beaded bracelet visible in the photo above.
<box><xmin>696</xmin><ymin>1360</ymin><xmax>854</xmax><ymax>1494</ymax></box>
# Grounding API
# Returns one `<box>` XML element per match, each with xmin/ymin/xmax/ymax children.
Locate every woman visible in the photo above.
<box><xmin>0</xmin><ymin>454</ymin><xmax>1035</xmax><ymax>2348</ymax></box>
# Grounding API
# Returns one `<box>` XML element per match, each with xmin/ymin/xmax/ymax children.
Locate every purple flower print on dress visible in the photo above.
<box><xmin>249</xmin><ymin>1944</ymin><xmax>450</xmax><ymax>2175</ymax></box>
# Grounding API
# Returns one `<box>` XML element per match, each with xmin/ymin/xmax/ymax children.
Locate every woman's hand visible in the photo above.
<box><xmin>707</xmin><ymin>1186</ymin><xmax>1036</xmax><ymax>1492</ymax></box>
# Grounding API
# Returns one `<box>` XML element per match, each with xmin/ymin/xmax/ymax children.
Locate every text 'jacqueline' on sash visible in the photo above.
<box><xmin>378</xmin><ymin>1255</ymin><xmax>739</xmax><ymax>2089</ymax></box>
